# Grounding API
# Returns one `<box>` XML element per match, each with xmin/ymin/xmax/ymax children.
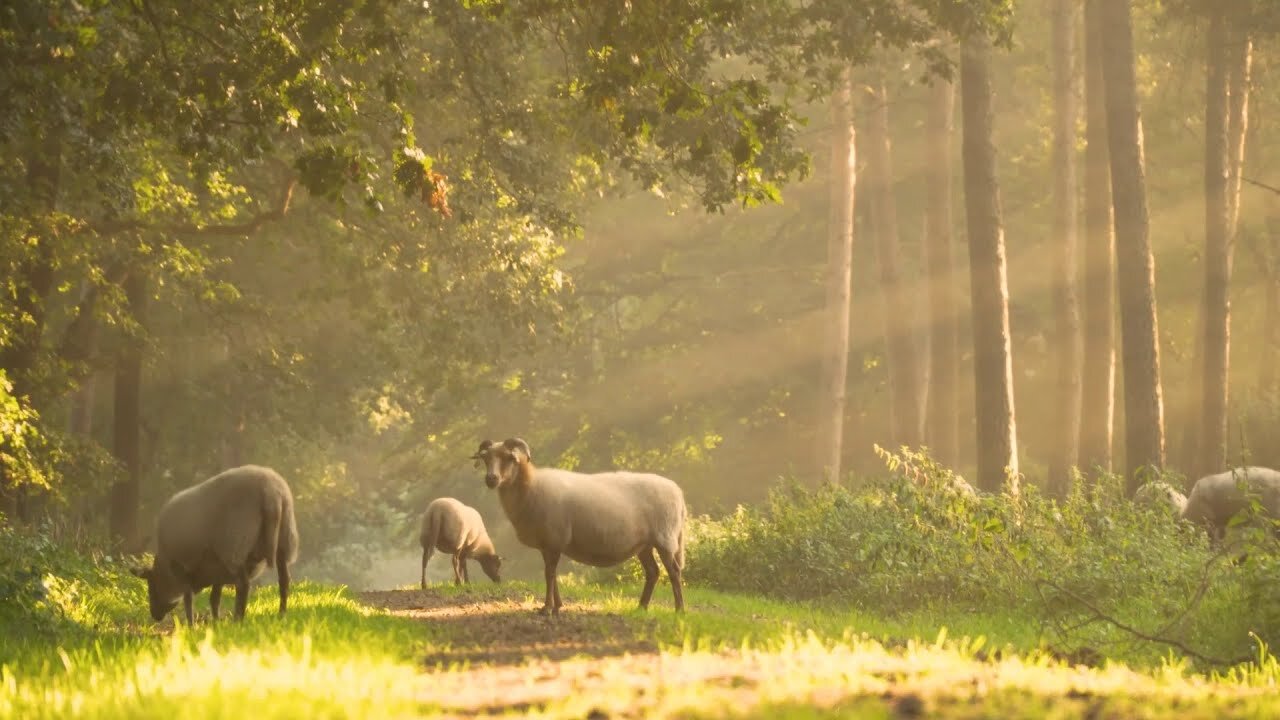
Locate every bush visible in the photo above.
<box><xmin>685</xmin><ymin>447</ymin><xmax>1280</xmax><ymax>664</ymax></box>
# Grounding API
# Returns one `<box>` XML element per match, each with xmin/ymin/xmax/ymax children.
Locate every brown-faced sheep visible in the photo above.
<box><xmin>132</xmin><ymin>464</ymin><xmax>298</xmax><ymax>625</ymax></box>
<box><xmin>420</xmin><ymin>497</ymin><xmax>502</xmax><ymax>588</ymax></box>
<box><xmin>1181</xmin><ymin>466</ymin><xmax>1280</xmax><ymax>541</ymax></box>
<box><xmin>472</xmin><ymin>437</ymin><xmax>687</xmax><ymax>616</ymax></box>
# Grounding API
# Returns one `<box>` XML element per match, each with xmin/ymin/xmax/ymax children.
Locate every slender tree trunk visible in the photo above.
<box><xmin>925</xmin><ymin>78</ymin><xmax>960</xmax><ymax>470</ymax></box>
<box><xmin>819</xmin><ymin>71</ymin><xmax>856</xmax><ymax>482</ymax></box>
<box><xmin>1080</xmin><ymin>0</ymin><xmax>1117</xmax><ymax>477</ymax></box>
<box><xmin>1225</xmin><ymin>29</ymin><xmax>1252</xmax><ymax>240</ymax></box>
<box><xmin>865</xmin><ymin>77</ymin><xmax>923</xmax><ymax>450</ymax></box>
<box><xmin>1099</xmin><ymin>0</ymin><xmax>1166</xmax><ymax>494</ymax></box>
<box><xmin>960</xmin><ymin>33</ymin><xmax>1019</xmax><ymax>494</ymax></box>
<box><xmin>1262</xmin><ymin>239</ymin><xmax>1279</xmax><ymax>398</ymax></box>
<box><xmin>1048</xmin><ymin>0</ymin><xmax>1082</xmax><ymax>497</ymax></box>
<box><xmin>109</xmin><ymin>272</ymin><xmax>147</xmax><ymax>549</ymax></box>
<box><xmin>1198</xmin><ymin>11</ymin><xmax>1232</xmax><ymax>477</ymax></box>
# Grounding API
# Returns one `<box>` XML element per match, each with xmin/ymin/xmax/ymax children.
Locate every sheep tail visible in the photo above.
<box><xmin>259</xmin><ymin>493</ymin><xmax>284</xmax><ymax>569</ymax></box>
<box><xmin>675</xmin><ymin>501</ymin><xmax>687</xmax><ymax>571</ymax></box>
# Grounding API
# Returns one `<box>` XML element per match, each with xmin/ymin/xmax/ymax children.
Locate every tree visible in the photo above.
<box><xmin>864</xmin><ymin>77</ymin><xmax>923</xmax><ymax>450</ymax></box>
<box><xmin>960</xmin><ymin>32</ymin><xmax>1019</xmax><ymax>494</ymax></box>
<box><xmin>925</xmin><ymin>77</ymin><xmax>961</xmax><ymax>470</ymax></box>
<box><xmin>820</xmin><ymin>72</ymin><xmax>856</xmax><ymax>482</ymax></box>
<box><xmin>1048</xmin><ymin>0</ymin><xmax>1082</xmax><ymax>496</ymax></box>
<box><xmin>1099</xmin><ymin>0</ymin><xmax>1166</xmax><ymax>492</ymax></box>
<box><xmin>1079</xmin><ymin>0</ymin><xmax>1116</xmax><ymax>476</ymax></box>
<box><xmin>109</xmin><ymin>269</ymin><xmax>146</xmax><ymax>548</ymax></box>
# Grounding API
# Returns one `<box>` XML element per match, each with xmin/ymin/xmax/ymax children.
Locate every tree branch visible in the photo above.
<box><xmin>81</xmin><ymin>179</ymin><xmax>297</xmax><ymax>239</ymax></box>
<box><xmin>1243</xmin><ymin>175</ymin><xmax>1280</xmax><ymax>196</ymax></box>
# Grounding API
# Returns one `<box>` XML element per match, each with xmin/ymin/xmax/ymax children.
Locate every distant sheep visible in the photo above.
<box><xmin>419</xmin><ymin>497</ymin><xmax>502</xmax><ymax>588</ymax></box>
<box><xmin>1133</xmin><ymin>480</ymin><xmax>1188</xmax><ymax>517</ymax></box>
<box><xmin>132</xmin><ymin>465</ymin><xmax>299</xmax><ymax>625</ymax></box>
<box><xmin>471</xmin><ymin>438</ymin><xmax>687</xmax><ymax>615</ymax></box>
<box><xmin>1180</xmin><ymin>466</ymin><xmax>1280</xmax><ymax>541</ymax></box>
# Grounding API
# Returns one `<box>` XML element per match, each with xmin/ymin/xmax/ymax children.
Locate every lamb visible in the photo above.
<box><xmin>419</xmin><ymin>497</ymin><xmax>503</xmax><ymax>588</ymax></box>
<box><xmin>131</xmin><ymin>464</ymin><xmax>299</xmax><ymax>625</ymax></box>
<box><xmin>471</xmin><ymin>438</ymin><xmax>687</xmax><ymax>615</ymax></box>
<box><xmin>1180</xmin><ymin>466</ymin><xmax>1280</xmax><ymax>541</ymax></box>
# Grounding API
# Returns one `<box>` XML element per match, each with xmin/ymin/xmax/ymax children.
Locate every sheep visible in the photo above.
<box><xmin>1180</xmin><ymin>466</ymin><xmax>1280</xmax><ymax>541</ymax></box>
<box><xmin>1133</xmin><ymin>480</ymin><xmax>1188</xmax><ymax>517</ymax></box>
<box><xmin>419</xmin><ymin>497</ymin><xmax>503</xmax><ymax>588</ymax></box>
<box><xmin>131</xmin><ymin>464</ymin><xmax>299</xmax><ymax>625</ymax></box>
<box><xmin>471</xmin><ymin>437</ymin><xmax>687</xmax><ymax>615</ymax></box>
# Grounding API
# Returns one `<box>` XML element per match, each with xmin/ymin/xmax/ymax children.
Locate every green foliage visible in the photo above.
<box><xmin>687</xmin><ymin>449</ymin><xmax>1280</xmax><ymax>666</ymax></box>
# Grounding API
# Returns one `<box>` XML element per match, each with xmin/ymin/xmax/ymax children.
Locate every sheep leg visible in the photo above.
<box><xmin>420</xmin><ymin>547</ymin><xmax>432</xmax><ymax>590</ymax></box>
<box><xmin>452</xmin><ymin>554</ymin><xmax>464</xmax><ymax>585</ymax></box>
<box><xmin>637</xmin><ymin>548</ymin><xmax>660</xmax><ymax>610</ymax></box>
<box><xmin>656</xmin><ymin>547</ymin><xmax>685</xmax><ymax>613</ymax></box>
<box><xmin>209</xmin><ymin>584</ymin><xmax>222</xmax><ymax>621</ymax></box>
<box><xmin>461</xmin><ymin>553</ymin><xmax>471</xmax><ymax>584</ymax></box>
<box><xmin>233</xmin><ymin>569</ymin><xmax>251</xmax><ymax>621</ymax></box>
<box><xmin>276</xmin><ymin>548</ymin><xmax>291</xmax><ymax>616</ymax></box>
<box><xmin>182</xmin><ymin>591</ymin><xmax>195</xmax><ymax>626</ymax></box>
<box><xmin>539</xmin><ymin>548</ymin><xmax>562</xmax><ymax>616</ymax></box>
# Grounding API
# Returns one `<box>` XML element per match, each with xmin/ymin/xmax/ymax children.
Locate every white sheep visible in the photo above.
<box><xmin>1133</xmin><ymin>480</ymin><xmax>1188</xmax><ymax>517</ymax></box>
<box><xmin>471</xmin><ymin>438</ymin><xmax>687</xmax><ymax>615</ymax></box>
<box><xmin>132</xmin><ymin>465</ymin><xmax>299</xmax><ymax>625</ymax></box>
<box><xmin>1180</xmin><ymin>466</ymin><xmax>1280</xmax><ymax>541</ymax></box>
<box><xmin>419</xmin><ymin>497</ymin><xmax>503</xmax><ymax>588</ymax></box>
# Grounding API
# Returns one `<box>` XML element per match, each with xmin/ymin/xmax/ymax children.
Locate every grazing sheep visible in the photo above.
<box><xmin>471</xmin><ymin>438</ymin><xmax>687</xmax><ymax>615</ymax></box>
<box><xmin>1180</xmin><ymin>466</ymin><xmax>1280</xmax><ymax>541</ymax></box>
<box><xmin>132</xmin><ymin>465</ymin><xmax>299</xmax><ymax>625</ymax></box>
<box><xmin>1133</xmin><ymin>480</ymin><xmax>1188</xmax><ymax>517</ymax></box>
<box><xmin>419</xmin><ymin>497</ymin><xmax>503</xmax><ymax>588</ymax></box>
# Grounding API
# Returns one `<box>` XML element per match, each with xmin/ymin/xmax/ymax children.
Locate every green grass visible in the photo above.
<box><xmin>4</xmin><ymin>572</ymin><xmax>1280</xmax><ymax>719</ymax></box>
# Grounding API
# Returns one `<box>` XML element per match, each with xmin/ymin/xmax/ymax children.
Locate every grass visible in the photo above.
<box><xmin>4</xmin><ymin>569</ymin><xmax>1280</xmax><ymax>719</ymax></box>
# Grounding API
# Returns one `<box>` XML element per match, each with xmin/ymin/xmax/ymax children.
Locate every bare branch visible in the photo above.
<box><xmin>1243</xmin><ymin>175</ymin><xmax>1280</xmax><ymax>196</ymax></box>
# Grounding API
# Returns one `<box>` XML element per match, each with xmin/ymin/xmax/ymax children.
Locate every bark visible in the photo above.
<box><xmin>1048</xmin><ymin>0</ymin><xmax>1082</xmax><ymax>497</ymax></box>
<box><xmin>1225</xmin><ymin>29</ymin><xmax>1252</xmax><ymax>240</ymax></box>
<box><xmin>1198</xmin><ymin>12</ymin><xmax>1231</xmax><ymax>477</ymax></box>
<box><xmin>1099</xmin><ymin>0</ymin><xmax>1166</xmax><ymax>494</ymax></box>
<box><xmin>819</xmin><ymin>72</ymin><xmax>856</xmax><ymax>482</ymax></box>
<box><xmin>1079</xmin><ymin>0</ymin><xmax>1116</xmax><ymax>476</ymax></box>
<box><xmin>925</xmin><ymin>78</ymin><xmax>960</xmax><ymax>470</ymax></box>
<box><xmin>960</xmin><ymin>33</ymin><xmax>1019</xmax><ymax>494</ymax></box>
<box><xmin>109</xmin><ymin>272</ymin><xmax>147</xmax><ymax>549</ymax></box>
<box><xmin>864</xmin><ymin>77</ymin><xmax>923</xmax><ymax>450</ymax></box>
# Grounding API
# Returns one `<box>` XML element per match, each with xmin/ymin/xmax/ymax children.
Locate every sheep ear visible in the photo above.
<box><xmin>503</xmin><ymin>437</ymin><xmax>532</xmax><ymax>463</ymax></box>
<box><xmin>130</xmin><ymin>566</ymin><xmax>152</xmax><ymax>579</ymax></box>
<box><xmin>471</xmin><ymin>439</ymin><xmax>494</xmax><ymax>460</ymax></box>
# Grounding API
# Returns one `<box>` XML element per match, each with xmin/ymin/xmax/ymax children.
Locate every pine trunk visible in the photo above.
<box><xmin>1079</xmin><ymin>0</ymin><xmax>1117</xmax><ymax>476</ymax></box>
<box><xmin>1048</xmin><ymin>0</ymin><xmax>1082</xmax><ymax>497</ymax></box>
<box><xmin>925</xmin><ymin>78</ymin><xmax>960</xmax><ymax>469</ymax></box>
<box><xmin>819</xmin><ymin>72</ymin><xmax>856</xmax><ymax>482</ymax></box>
<box><xmin>865</xmin><ymin>77</ymin><xmax>923</xmax><ymax>450</ymax></box>
<box><xmin>1099</xmin><ymin>0</ymin><xmax>1166</xmax><ymax>494</ymax></box>
<box><xmin>960</xmin><ymin>33</ymin><xmax>1019</xmax><ymax>494</ymax></box>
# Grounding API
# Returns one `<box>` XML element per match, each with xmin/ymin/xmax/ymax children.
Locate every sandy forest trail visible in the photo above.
<box><xmin>355</xmin><ymin>586</ymin><xmax>1272</xmax><ymax>719</ymax></box>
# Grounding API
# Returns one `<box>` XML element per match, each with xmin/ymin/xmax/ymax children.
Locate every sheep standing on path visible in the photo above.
<box><xmin>132</xmin><ymin>465</ymin><xmax>299</xmax><ymax>625</ymax></box>
<box><xmin>472</xmin><ymin>438</ymin><xmax>687</xmax><ymax>616</ymax></box>
<box><xmin>420</xmin><ymin>497</ymin><xmax>503</xmax><ymax>588</ymax></box>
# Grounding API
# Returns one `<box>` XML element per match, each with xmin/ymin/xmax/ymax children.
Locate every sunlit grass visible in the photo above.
<box><xmin>3</xmin><ymin>578</ymin><xmax>1280</xmax><ymax>719</ymax></box>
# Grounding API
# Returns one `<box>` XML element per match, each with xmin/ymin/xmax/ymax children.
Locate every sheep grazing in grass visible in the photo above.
<box><xmin>1133</xmin><ymin>480</ymin><xmax>1188</xmax><ymax>517</ymax></box>
<box><xmin>419</xmin><ymin>497</ymin><xmax>503</xmax><ymax>588</ymax></box>
<box><xmin>471</xmin><ymin>437</ymin><xmax>687</xmax><ymax>616</ymax></box>
<box><xmin>1181</xmin><ymin>466</ymin><xmax>1280</xmax><ymax>541</ymax></box>
<box><xmin>132</xmin><ymin>465</ymin><xmax>299</xmax><ymax>625</ymax></box>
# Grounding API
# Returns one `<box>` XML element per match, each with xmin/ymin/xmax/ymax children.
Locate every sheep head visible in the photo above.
<box><xmin>474</xmin><ymin>437</ymin><xmax>533</xmax><ymax>489</ymax></box>
<box><xmin>130</xmin><ymin>564</ymin><xmax>183</xmax><ymax>622</ymax></box>
<box><xmin>478</xmin><ymin>554</ymin><xmax>503</xmax><ymax>583</ymax></box>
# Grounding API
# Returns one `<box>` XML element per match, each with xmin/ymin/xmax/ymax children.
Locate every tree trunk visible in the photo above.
<box><xmin>109</xmin><ymin>271</ymin><xmax>147</xmax><ymax>549</ymax></box>
<box><xmin>1198</xmin><ymin>11</ymin><xmax>1232</xmax><ymax>478</ymax></box>
<box><xmin>1099</xmin><ymin>0</ymin><xmax>1166</xmax><ymax>494</ymax></box>
<box><xmin>924</xmin><ymin>77</ymin><xmax>960</xmax><ymax>470</ymax></box>
<box><xmin>864</xmin><ymin>77</ymin><xmax>923</xmax><ymax>450</ymax></box>
<box><xmin>1079</xmin><ymin>0</ymin><xmax>1117</xmax><ymax>477</ymax></box>
<box><xmin>1048</xmin><ymin>0</ymin><xmax>1082</xmax><ymax>497</ymax></box>
<box><xmin>960</xmin><ymin>33</ymin><xmax>1019</xmax><ymax>494</ymax></box>
<box><xmin>819</xmin><ymin>71</ymin><xmax>856</xmax><ymax>482</ymax></box>
<box><xmin>1225</xmin><ymin>29</ymin><xmax>1252</xmax><ymax>240</ymax></box>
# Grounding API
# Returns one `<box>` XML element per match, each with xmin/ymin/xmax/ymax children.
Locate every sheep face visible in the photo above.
<box><xmin>131</xmin><ymin>565</ymin><xmax>183</xmax><ymax>621</ymax></box>
<box><xmin>473</xmin><ymin>438</ymin><xmax>530</xmax><ymax>489</ymax></box>
<box><xmin>478</xmin><ymin>555</ymin><xmax>502</xmax><ymax>582</ymax></box>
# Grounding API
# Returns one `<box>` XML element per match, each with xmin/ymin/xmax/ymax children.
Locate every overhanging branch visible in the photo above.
<box><xmin>81</xmin><ymin>179</ymin><xmax>297</xmax><ymax>239</ymax></box>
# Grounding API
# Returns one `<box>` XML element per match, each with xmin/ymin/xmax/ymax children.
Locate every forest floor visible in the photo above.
<box><xmin>5</xmin><ymin>577</ymin><xmax>1280</xmax><ymax>719</ymax></box>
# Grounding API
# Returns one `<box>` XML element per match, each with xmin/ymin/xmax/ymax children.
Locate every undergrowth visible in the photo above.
<box><xmin>684</xmin><ymin>447</ymin><xmax>1280</xmax><ymax>668</ymax></box>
